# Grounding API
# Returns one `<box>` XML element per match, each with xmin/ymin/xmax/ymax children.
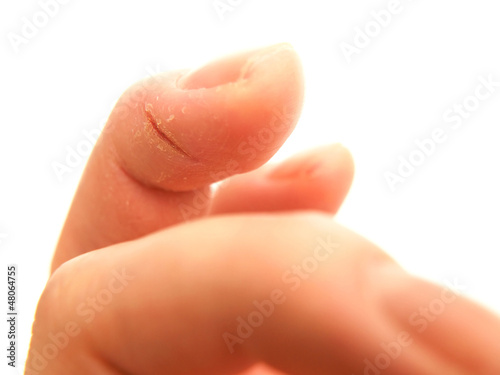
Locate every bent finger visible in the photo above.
<box><xmin>52</xmin><ymin>43</ymin><xmax>304</xmax><ymax>272</ymax></box>
<box><xmin>209</xmin><ymin>143</ymin><xmax>354</xmax><ymax>215</ymax></box>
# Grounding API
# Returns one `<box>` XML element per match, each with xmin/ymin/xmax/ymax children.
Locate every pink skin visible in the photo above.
<box><xmin>50</xmin><ymin>43</ymin><xmax>306</xmax><ymax>271</ymax></box>
<box><xmin>26</xmin><ymin>44</ymin><xmax>500</xmax><ymax>375</ymax></box>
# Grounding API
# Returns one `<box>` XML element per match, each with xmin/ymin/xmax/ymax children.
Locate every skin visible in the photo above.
<box><xmin>26</xmin><ymin>43</ymin><xmax>500</xmax><ymax>374</ymax></box>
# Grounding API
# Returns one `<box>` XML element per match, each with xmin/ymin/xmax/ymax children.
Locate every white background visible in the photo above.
<box><xmin>1</xmin><ymin>0</ymin><xmax>500</xmax><ymax>372</ymax></box>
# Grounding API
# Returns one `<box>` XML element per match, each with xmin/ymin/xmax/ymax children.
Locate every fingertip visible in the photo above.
<box><xmin>269</xmin><ymin>143</ymin><xmax>354</xmax><ymax>181</ymax></box>
<box><xmin>210</xmin><ymin>144</ymin><xmax>356</xmax><ymax>215</ymax></box>
<box><xmin>108</xmin><ymin>43</ymin><xmax>305</xmax><ymax>191</ymax></box>
<box><xmin>177</xmin><ymin>42</ymin><xmax>301</xmax><ymax>91</ymax></box>
<box><xmin>266</xmin><ymin>143</ymin><xmax>355</xmax><ymax>213</ymax></box>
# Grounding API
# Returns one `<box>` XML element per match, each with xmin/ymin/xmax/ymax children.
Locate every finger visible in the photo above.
<box><xmin>52</xmin><ymin>43</ymin><xmax>304</xmax><ymax>272</ymax></box>
<box><xmin>29</xmin><ymin>213</ymin><xmax>500</xmax><ymax>374</ymax></box>
<box><xmin>372</xmin><ymin>265</ymin><xmax>500</xmax><ymax>373</ymax></box>
<box><xmin>209</xmin><ymin>143</ymin><xmax>354</xmax><ymax>215</ymax></box>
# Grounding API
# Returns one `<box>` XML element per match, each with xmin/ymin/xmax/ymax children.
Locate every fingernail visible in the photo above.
<box><xmin>177</xmin><ymin>43</ymin><xmax>296</xmax><ymax>90</ymax></box>
<box><xmin>269</xmin><ymin>143</ymin><xmax>346</xmax><ymax>181</ymax></box>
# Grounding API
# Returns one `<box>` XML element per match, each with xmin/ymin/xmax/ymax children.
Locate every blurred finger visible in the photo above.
<box><xmin>29</xmin><ymin>213</ymin><xmax>500</xmax><ymax>374</ymax></box>
<box><xmin>209</xmin><ymin>143</ymin><xmax>354</xmax><ymax>215</ymax></box>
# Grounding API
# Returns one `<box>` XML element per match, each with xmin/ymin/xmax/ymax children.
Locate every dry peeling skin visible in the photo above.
<box><xmin>110</xmin><ymin>43</ymin><xmax>305</xmax><ymax>192</ymax></box>
<box><xmin>50</xmin><ymin>43</ymin><xmax>305</xmax><ymax>270</ymax></box>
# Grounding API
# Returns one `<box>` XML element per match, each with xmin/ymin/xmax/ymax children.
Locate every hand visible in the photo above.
<box><xmin>26</xmin><ymin>44</ymin><xmax>500</xmax><ymax>375</ymax></box>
